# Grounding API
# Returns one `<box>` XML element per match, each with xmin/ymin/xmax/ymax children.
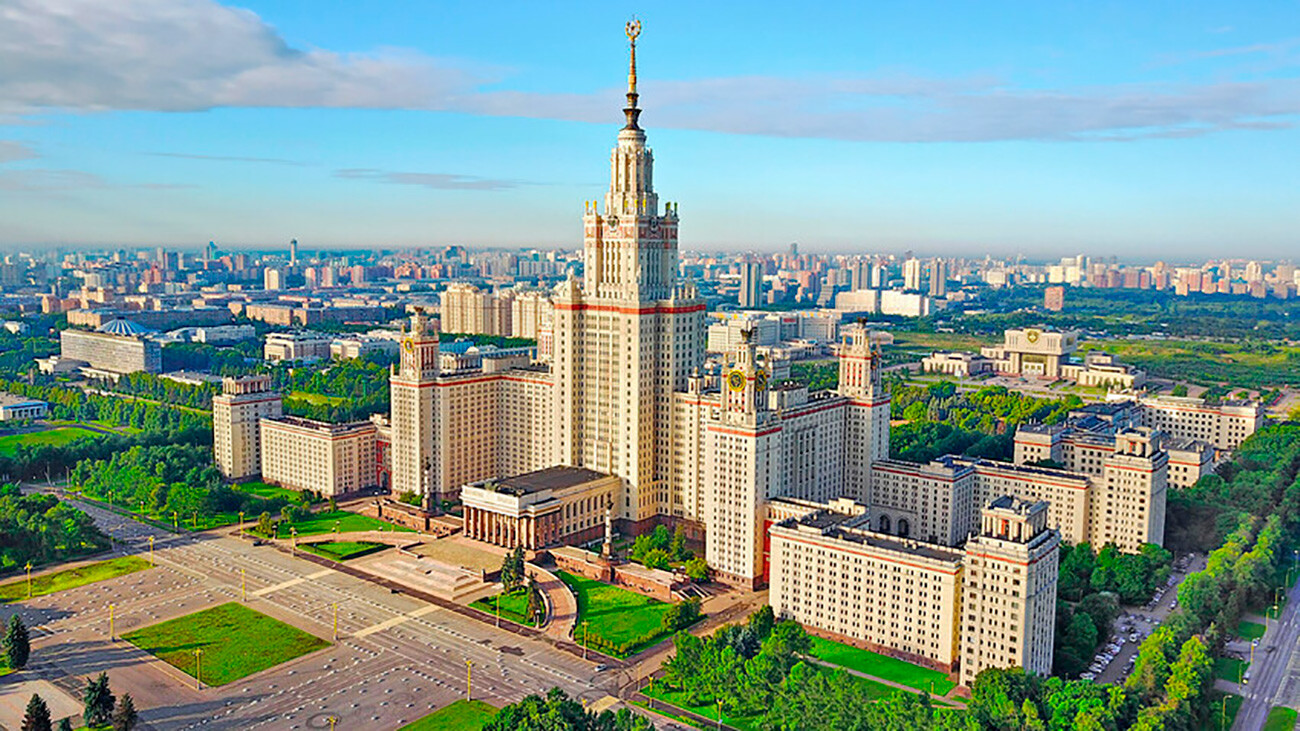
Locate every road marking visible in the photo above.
<box><xmin>353</xmin><ymin>604</ymin><xmax>440</xmax><ymax>638</ymax></box>
<box><xmin>252</xmin><ymin>569</ymin><xmax>334</xmax><ymax>597</ymax></box>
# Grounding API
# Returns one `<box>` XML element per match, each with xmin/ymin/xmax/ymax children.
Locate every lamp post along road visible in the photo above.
<box><xmin>24</xmin><ymin>562</ymin><xmax>32</xmax><ymax>598</ymax></box>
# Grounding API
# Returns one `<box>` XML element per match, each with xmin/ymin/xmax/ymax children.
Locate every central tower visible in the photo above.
<box><xmin>552</xmin><ymin>21</ymin><xmax>704</xmax><ymax>529</ymax></box>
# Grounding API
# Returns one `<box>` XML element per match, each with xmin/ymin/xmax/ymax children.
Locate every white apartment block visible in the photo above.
<box><xmin>960</xmin><ymin>498</ymin><xmax>1060</xmax><ymax>687</ymax></box>
<box><xmin>59</xmin><ymin>328</ymin><xmax>161</xmax><ymax>374</ymax></box>
<box><xmin>264</xmin><ymin>331</ymin><xmax>332</xmax><ymax>362</ymax></box>
<box><xmin>510</xmin><ymin>290</ymin><xmax>553</xmax><ymax>341</ymax></box>
<box><xmin>770</xmin><ymin>510</ymin><xmax>964</xmax><ymax>672</ymax></box>
<box><xmin>212</xmin><ymin>375</ymin><xmax>282</xmax><ymax>481</ymax></box>
<box><xmin>1134</xmin><ymin>395</ymin><xmax>1264</xmax><ymax>451</ymax></box>
<box><xmin>259</xmin><ymin>416</ymin><xmax>377</xmax><ymax>497</ymax></box>
<box><xmin>440</xmin><ymin>282</ymin><xmax>513</xmax><ymax>336</ymax></box>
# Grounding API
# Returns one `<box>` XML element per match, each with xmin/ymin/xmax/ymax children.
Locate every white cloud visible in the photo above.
<box><xmin>0</xmin><ymin>141</ymin><xmax>37</xmax><ymax>163</ymax></box>
<box><xmin>334</xmin><ymin>168</ymin><xmax>519</xmax><ymax>191</ymax></box>
<box><xmin>1</xmin><ymin>0</ymin><xmax>1298</xmax><ymax>143</ymax></box>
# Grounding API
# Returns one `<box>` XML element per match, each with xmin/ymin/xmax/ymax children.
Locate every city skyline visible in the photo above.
<box><xmin>2</xmin><ymin>1</ymin><xmax>1299</xmax><ymax>256</ymax></box>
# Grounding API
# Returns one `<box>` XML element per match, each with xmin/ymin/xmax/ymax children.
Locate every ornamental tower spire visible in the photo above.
<box><xmin>624</xmin><ymin>19</ymin><xmax>642</xmax><ymax>130</ymax></box>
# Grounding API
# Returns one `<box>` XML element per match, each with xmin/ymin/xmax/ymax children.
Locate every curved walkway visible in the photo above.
<box><xmin>528</xmin><ymin>564</ymin><xmax>578</xmax><ymax>642</ymax></box>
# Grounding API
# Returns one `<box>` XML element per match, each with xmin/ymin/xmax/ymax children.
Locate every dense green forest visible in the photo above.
<box><xmin>0</xmin><ymin>484</ymin><xmax>107</xmax><ymax>571</ymax></box>
<box><xmin>68</xmin><ymin>444</ymin><xmax>300</xmax><ymax>528</ymax></box>
<box><xmin>888</xmin><ymin>383</ymin><xmax>1081</xmax><ymax>464</ymax></box>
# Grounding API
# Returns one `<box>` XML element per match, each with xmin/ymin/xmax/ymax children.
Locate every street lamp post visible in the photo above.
<box><xmin>109</xmin><ymin>603</ymin><xmax>114</xmax><ymax>640</ymax></box>
<box><xmin>466</xmin><ymin>660</ymin><xmax>472</xmax><ymax>701</ymax></box>
<box><xmin>194</xmin><ymin>648</ymin><xmax>203</xmax><ymax>689</ymax></box>
<box><xmin>238</xmin><ymin>511</ymin><xmax>245</xmax><ymax>538</ymax></box>
<box><xmin>582</xmin><ymin>621</ymin><xmax>590</xmax><ymax>660</ymax></box>
<box><xmin>241</xmin><ymin>568</ymin><xmax>246</xmax><ymax>603</ymax></box>
<box><xmin>172</xmin><ymin>512</ymin><xmax>178</xmax><ymax>531</ymax></box>
<box><xmin>24</xmin><ymin>562</ymin><xmax>32</xmax><ymax>598</ymax></box>
<box><xmin>717</xmin><ymin>699</ymin><xmax>724</xmax><ymax>730</ymax></box>
<box><xmin>290</xmin><ymin>527</ymin><xmax>298</xmax><ymax>554</ymax></box>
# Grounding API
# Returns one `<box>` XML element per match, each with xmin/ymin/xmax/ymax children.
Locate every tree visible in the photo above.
<box><xmin>661</xmin><ymin>598</ymin><xmax>701</xmax><ymax>632</ymax></box>
<box><xmin>112</xmin><ymin>693</ymin><xmax>138</xmax><ymax>731</ymax></box>
<box><xmin>22</xmin><ymin>693</ymin><xmax>52</xmax><ymax>731</ymax></box>
<box><xmin>82</xmin><ymin>672</ymin><xmax>115</xmax><ymax>728</ymax></box>
<box><xmin>256</xmin><ymin>511</ymin><xmax>273</xmax><ymax>537</ymax></box>
<box><xmin>4</xmin><ymin>614</ymin><xmax>30</xmax><ymax>670</ymax></box>
<box><xmin>56</xmin><ymin>719</ymin><xmax>72</xmax><ymax>731</ymax></box>
<box><xmin>669</xmin><ymin>526</ymin><xmax>689</xmax><ymax>561</ymax></box>
<box><xmin>642</xmin><ymin>548</ymin><xmax>669</xmax><ymax>570</ymax></box>
<box><xmin>684</xmin><ymin>557</ymin><xmax>709</xmax><ymax>581</ymax></box>
<box><xmin>524</xmin><ymin>574</ymin><xmax>545</xmax><ymax>625</ymax></box>
<box><xmin>484</xmin><ymin>687</ymin><xmax>650</xmax><ymax>730</ymax></box>
<box><xmin>500</xmin><ymin>546</ymin><xmax>525</xmax><ymax>593</ymax></box>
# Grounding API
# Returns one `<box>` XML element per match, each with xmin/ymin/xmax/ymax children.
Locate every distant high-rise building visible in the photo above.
<box><xmin>263</xmin><ymin>267</ymin><xmax>284</xmax><ymax>290</ymax></box>
<box><xmin>1044</xmin><ymin>285</ymin><xmax>1065</xmax><ymax>312</ymax></box>
<box><xmin>928</xmin><ymin>259</ymin><xmax>948</xmax><ymax>297</ymax></box>
<box><xmin>739</xmin><ymin>261</ymin><xmax>763</xmax><ymax>308</ymax></box>
<box><xmin>205</xmin><ymin>240</ymin><xmax>218</xmax><ymax>262</ymax></box>
<box><xmin>1244</xmin><ymin>260</ymin><xmax>1263</xmax><ymax>283</ymax></box>
<box><xmin>903</xmin><ymin>257</ymin><xmax>923</xmax><ymax>291</ymax></box>
<box><xmin>870</xmin><ymin>262</ymin><xmax>886</xmax><ymax>288</ymax></box>
<box><xmin>289</xmin><ymin>238</ymin><xmax>299</xmax><ymax>267</ymax></box>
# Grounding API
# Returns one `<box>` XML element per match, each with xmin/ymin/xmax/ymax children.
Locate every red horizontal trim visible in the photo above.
<box><xmin>708</xmin><ymin>425</ymin><xmax>782</xmax><ymax>438</ymax></box>
<box><xmin>553</xmin><ymin>302</ymin><xmax>706</xmax><ymax>315</ymax></box>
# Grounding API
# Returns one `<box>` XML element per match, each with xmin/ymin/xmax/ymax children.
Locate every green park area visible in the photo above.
<box><xmin>808</xmin><ymin>636</ymin><xmax>955</xmax><ymax>694</ymax></box>
<box><xmin>398</xmin><ymin>700</ymin><xmax>497</xmax><ymax>731</ymax></box>
<box><xmin>298</xmin><ymin>541</ymin><xmax>387</xmax><ymax>562</ymax></box>
<box><xmin>274</xmin><ymin>509</ymin><xmax>413</xmax><ymax>538</ymax></box>
<box><xmin>1264</xmin><ymin>706</ymin><xmax>1299</xmax><ymax>731</ymax></box>
<box><xmin>1084</xmin><ymin>339</ymin><xmax>1300</xmax><ymax>390</ymax></box>
<box><xmin>288</xmin><ymin>390</ymin><xmax>348</xmax><ymax>406</ymax></box>
<box><xmin>643</xmin><ymin>673</ymin><xmax>898</xmax><ymax>731</ymax></box>
<box><xmin>558</xmin><ymin>570</ymin><xmax>675</xmax><ymax>656</ymax></box>
<box><xmin>123</xmin><ymin>602</ymin><xmax>329</xmax><ymax>686</ymax></box>
<box><xmin>0</xmin><ymin>556</ymin><xmax>152</xmax><ymax>604</ymax></box>
<box><xmin>469</xmin><ymin>589</ymin><xmax>537</xmax><ymax>627</ymax></box>
<box><xmin>0</xmin><ymin>425</ymin><xmax>106</xmax><ymax>457</ymax></box>
<box><xmin>233</xmin><ymin>481</ymin><xmax>305</xmax><ymax>502</ymax></box>
<box><xmin>1213</xmin><ymin>656</ymin><xmax>1249</xmax><ymax>683</ymax></box>
<box><xmin>1236</xmin><ymin>620</ymin><xmax>1267</xmax><ymax>641</ymax></box>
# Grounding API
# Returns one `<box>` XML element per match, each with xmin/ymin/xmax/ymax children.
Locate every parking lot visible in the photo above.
<box><xmin>1088</xmin><ymin>552</ymin><xmax>1206</xmax><ymax>685</ymax></box>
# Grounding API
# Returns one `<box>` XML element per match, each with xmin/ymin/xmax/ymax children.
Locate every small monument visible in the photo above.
<box><xmin>601</xmin><ymin>500</ymin><xmax>614</xmax><ymax>559</ymax></box>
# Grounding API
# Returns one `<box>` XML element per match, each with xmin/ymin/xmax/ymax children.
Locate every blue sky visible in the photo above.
<box><xmin>0</xmin><ymin>0</ymin><xmax>1297</xmax><ymax>259</ymax></box>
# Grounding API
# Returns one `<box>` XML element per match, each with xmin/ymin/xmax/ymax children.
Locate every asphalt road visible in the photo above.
<box><xmin>1233</xmin><ymin>573</ymin><xmax>1300</xmax><ymax>731</ymax></box>
<box><xmin>15</xmin><ymin>494</ymin><xmax>622</xmax><ymax>730</ymax></box>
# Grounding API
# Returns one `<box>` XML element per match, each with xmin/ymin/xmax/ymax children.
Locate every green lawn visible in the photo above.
<box><xmin>233</xmin><ymin>481</ymin><xmax>306</xmax><ymax>502</ymax></box>
<box><xmin>558</xmin><ymin>570</ymin><xmax>675</xmax><ymax>656</ymax></box>
<box><xmin>288</xmin><ymin>391</ymin><xmax>347</xmax><ymax>406</ymax></box>
<box><xmin>0</xmin><ymin>426</ymin><xmax>105</xmax><ymax>456</ymax></box>
<box><xmin>398</xmin><ymin>700</ymin><xmax>497</xmax><ymax>730</ymax></box>
<box><xmin>275</xmin><ymin>510</ymin><xmax>413</xmax><ymax>538</ymax></box>
<box><xmin>123</xmin><ymin>602</ymin><xmax>329</xmax><ymax>686</ymax></box>
<box><xmin>0</xmin><ymin>556</ymin><xmax>152</xmax><ymax>604</ymax></box>
<box><xmin>469</xmin><ymin>589</ymin><xmax>539</xmax><ymax>626</ymax></box>
<box><xmin>1213</xmin><ymin>657</ymin><xmax>1249</xmax><ymax>683</ymax></box>
<box><xmin>1237</xmin><ymin>620</ymin><xmax>1267</xmax><ymax>641</ymax></box>
<box><xmin>808</xmin><ymin>636</ymin><xmax>956</xmax><ymax>694</ymax></box>
<box><xmin>1264</xmin><ymin>706</ymin><xmax>1298</xmax><ymax>731</ymax></box>
<box><xmin>1207</xmin><ymin>693</ymin><xmax>1243</xmax><ymax>731</ymax></box>
<box><xmin>298</xmin><ymin>541</ymin><xmax>387</xmax><ymax>561</ymax></box>
<box><xmin>71</xmin><ymin>490</ymin><xmax>239</xmax><ymax>532</ymax></box>
<box><xmin>641</xmin><ymin>686</ymin><xmax>762</xmax><ymax>731</ymax></box>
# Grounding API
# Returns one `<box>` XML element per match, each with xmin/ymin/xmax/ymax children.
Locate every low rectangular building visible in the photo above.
<box><xmin>259</xmin><ymin>416</ymin><xmax>377</xmax><ymax>497</ymax></box>
<box><xmin>461</xmin><ymin>466</ymin><xmax>619</xmax><ymax>550</ymax></box>
<box><xmin>0</xmin><ymin>393</ymin><xmax>48</xmax><ymax>421</ymax></box>
<box><xmin>264</xmin><ymin>331</ymin><xmax>332</xmax><ymax>362</ymax></box>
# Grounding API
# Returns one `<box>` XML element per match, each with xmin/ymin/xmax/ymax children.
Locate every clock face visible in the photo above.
<box><xmin>754</xmin><ymin>370</ymin><xmax>767</xmax><ymax>391</ymax></box>
<box><xmin>403</xmin><ymin>340</ymin><xmax>414</xmax><ymax>353</ymax></box>
<box><xmin>727</xmin><ymin>370</ymin><xmax>746</xmax><ymax>392</ymax></box>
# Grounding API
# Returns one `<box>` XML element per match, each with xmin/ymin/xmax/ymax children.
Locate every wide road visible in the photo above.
<box><xmin>18</xmin><ymin>494</ymin><xmax>621</xmax><ymax>730</ymax></box>
<box><xmin>1233</xmin><ymin>572</ymin><xmax>1300</xmax><ymax>731</ymax></box>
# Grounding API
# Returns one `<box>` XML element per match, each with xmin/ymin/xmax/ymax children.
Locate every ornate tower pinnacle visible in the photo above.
<box><xmin>624</xmin><ymin>19</ymin><xmax>642</xmax><ymax>130</ymax></box>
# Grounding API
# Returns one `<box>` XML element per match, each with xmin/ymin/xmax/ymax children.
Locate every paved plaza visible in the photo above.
<box><xmin>1</xmin><ymin>496</ymin><xmax>621</xmax><ymax>730</ymax></box>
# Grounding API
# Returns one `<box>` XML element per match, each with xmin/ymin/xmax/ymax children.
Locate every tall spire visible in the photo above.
<box><xmin>623</xmin><ymin>19</ymin><xmax>642</xmax><ymax>130</ymax></box>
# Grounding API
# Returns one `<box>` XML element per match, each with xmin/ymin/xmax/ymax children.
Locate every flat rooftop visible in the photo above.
<box><xmin>786</xmin><ymin>510</ymin><xmax>962</xmax><ymax>563</ymax></box>
<box><xmin>494</xmin><ymin>466</ymin><xmax>611</xmax><ymax>496</ymax></box>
